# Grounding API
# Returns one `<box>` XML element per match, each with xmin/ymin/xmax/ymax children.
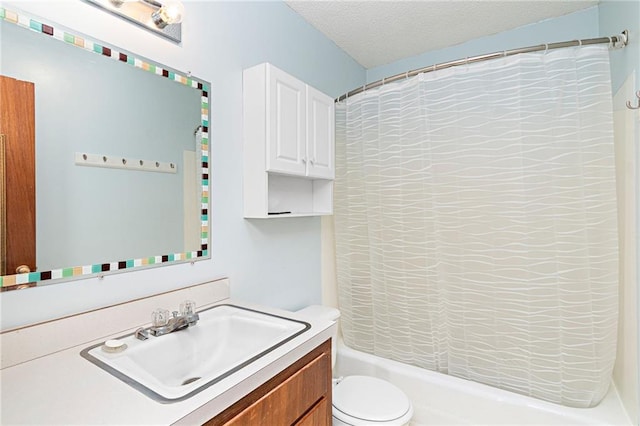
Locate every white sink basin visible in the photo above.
<box><xmin>81</xmin><ymin>304</ymin><xmax>310</xmax><ymax>402</ymax></box>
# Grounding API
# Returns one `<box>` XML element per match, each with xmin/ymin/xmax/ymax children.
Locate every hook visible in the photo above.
<box><xmin>627</xmin><ymin>90</ymin><xmax>640</xmax><ymax>110</ymax></box>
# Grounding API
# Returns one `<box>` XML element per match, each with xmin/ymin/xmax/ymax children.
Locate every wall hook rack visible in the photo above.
<box><xmin>74</xmin><ymin>152</ymin><xmax>177</xmax><ymax>174</ymax></box>
<box><xmin>626</xmin><ymin>90</ymin><xmax>640</xmax><ymax>109</ymax></box>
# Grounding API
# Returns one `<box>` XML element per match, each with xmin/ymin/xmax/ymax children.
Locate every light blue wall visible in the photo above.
<box><xmin>0</xmin><ymin>0</ymin><xmax>365</xmax><ymax>330</ymax></box>
<box><xmin>598</xmin><ymin>0</ymin><xmax>640</xmax><ymax>93</ymax></box>
<box><xmin>366</xmin><ymin>7</ymin><xmax>600</xmax><ymax>84</ymax></box>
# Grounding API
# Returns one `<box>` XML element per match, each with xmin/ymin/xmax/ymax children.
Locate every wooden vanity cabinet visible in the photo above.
<box><xmin>206</xmin><ymin>339</ymin><xmax>332</xmax><ymax>426</ymax></box>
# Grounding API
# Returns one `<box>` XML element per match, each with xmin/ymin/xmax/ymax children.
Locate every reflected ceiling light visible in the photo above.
<box><xmin>83</xmin><ymin>0</ymin><xmax>184</xmax><ymax>43</ymax></box>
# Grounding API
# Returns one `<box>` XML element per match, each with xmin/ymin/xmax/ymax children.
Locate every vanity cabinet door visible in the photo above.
<box><xmin>209</xmin><ymin>339</ymin><xmax>331</xmax><ymax>426</ymax></box>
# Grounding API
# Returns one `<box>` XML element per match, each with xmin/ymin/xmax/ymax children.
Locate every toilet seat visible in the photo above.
<box><xmin>332</xmin><ymin>375</ymin><xmax>413</xmax><ymax>425</ymax></box>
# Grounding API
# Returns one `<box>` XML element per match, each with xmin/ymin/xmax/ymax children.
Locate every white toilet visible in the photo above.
<box><xmin>297</xmin><ymin>305</ymin><xmax>413</xmax><ymax>426</ymax></box>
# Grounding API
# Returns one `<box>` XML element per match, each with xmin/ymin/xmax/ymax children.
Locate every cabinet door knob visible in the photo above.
<box><xmin>16</xmin><ymin>264</ymin><xmax>31</xmax><ymax>274</ymax></box>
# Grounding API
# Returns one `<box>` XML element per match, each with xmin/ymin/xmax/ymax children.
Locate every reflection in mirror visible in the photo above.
<box><xmin>82</xmin><ymin>0</ymin><xmax>184</xmax><ymax>43</ymax></box>
<box><xmin>0</xmin><ymin>7</ymin><xmax>210</xmax><ymax>291</ymax></box>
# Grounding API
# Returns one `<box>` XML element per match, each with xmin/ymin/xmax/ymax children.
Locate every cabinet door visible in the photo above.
<box><xmin>306</xmin><ymin>86</ymin><xmax>334</xmax><ymax>179</ymax></box>
<box><xmin>267</xmin><ymin>65</ymin><xmax>307</xmax><ymax>176</ymax></box>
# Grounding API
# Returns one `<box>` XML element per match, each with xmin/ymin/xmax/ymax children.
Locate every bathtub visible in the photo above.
<box><xmin>334</xmin><ymin>340</ymin><xmax>632</xmax><ymax>426</ymax></box>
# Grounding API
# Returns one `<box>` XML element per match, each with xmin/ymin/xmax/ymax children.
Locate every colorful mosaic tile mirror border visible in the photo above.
<box><xmin>0</xmin><ymin>7</ymin><xmax>210</xmax><ymax>290</ymax></box>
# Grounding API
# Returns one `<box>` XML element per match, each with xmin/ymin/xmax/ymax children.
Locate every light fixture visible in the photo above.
<box><xmin>83</xmin><ymin>0</ymin><xmax>184</xmax><ymax>43</ymax></box>
<box><xmin>151</xmin><ymin>1</ymin><xmax>185</xmax><ymax>29</ymax></box>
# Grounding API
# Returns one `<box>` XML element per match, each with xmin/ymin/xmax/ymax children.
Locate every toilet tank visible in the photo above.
<box><xmin>296</xmin><ymin>305</ymin><xmax>340</xmax><ymax>367</ymax></box>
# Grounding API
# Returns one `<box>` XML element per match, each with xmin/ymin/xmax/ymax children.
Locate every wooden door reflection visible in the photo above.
<box><xmin>0</xmin><ymin>75</ymin><xmax>36</xmax><ymax>277</ymax></box>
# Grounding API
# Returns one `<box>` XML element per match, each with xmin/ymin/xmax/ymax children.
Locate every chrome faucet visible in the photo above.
<box><xmin>136</xmin><ymin>300</ymin><xmax>199</xmax><ymax>340</ymax></box>
<box><xmin>149</xmin><ymin>309</ymin><xmax>200</xmax><ymax>337</ymax></box>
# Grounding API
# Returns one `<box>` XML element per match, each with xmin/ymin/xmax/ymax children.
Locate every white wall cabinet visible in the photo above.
<box><xmin>305</xmin><ymin>84</ymin><xmax>335</xmax><ymax>179</ymax></box>
<box><xmin>243</xmin><ymin>63</ymin><xmax>334</xmax><ymax>218</ymax></box>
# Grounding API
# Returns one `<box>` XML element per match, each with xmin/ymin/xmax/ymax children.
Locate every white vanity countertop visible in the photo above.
<box><xmin>0</xmin><ymin>300</ymin><xmax>335</xmax><ymax>425</ymax></box>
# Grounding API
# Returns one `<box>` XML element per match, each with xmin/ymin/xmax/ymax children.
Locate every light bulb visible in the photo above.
<box><xmin>151</xmin><ymin>1</ymin><xmax>185</xmax><ymax>28</ymax></box>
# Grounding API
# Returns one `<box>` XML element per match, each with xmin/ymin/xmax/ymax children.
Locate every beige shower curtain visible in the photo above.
<box><xmin>334</xmin><ymin>45</ymin><xmax>618</xmax><ymax>408</ymax></box>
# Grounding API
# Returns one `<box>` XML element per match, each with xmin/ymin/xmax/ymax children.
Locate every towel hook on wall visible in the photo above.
<box><xmin>626</xmin><ymin>90</ymin><xmax>640</xmax><ymax>109</ymax></box>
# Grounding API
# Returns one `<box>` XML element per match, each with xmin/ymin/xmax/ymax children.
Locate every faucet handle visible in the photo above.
<box><xmin>152</xmin><ymin>308</ymin><xmax>170</xmax><ymax>327</ymax></box>
<box><xmin>180</xmin><ymin>300</ymin><xmax>196</xmax><ymax>316</ymax></box>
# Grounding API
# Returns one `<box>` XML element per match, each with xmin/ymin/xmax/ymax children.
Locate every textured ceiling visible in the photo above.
<box><xmin>285</xmin><ymin>1</ymin><xmax>598</xmax><ymax>69</ymax></box>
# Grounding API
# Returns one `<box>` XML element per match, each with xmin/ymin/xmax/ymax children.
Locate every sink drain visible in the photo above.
<box><xmin>181</xmin><ymin>377</ymin><xmax>201</xmax><ymax>386</ymax></box>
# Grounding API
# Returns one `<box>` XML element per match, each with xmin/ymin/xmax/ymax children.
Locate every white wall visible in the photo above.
<box><xmin>599</xmin><ymin>1</ymin><xmax>640</xmax><ymax>422</ymax></box>
<box><xmin>0</xmin><ymin>0</ymin><xmax>365</xmax><ymax>330</ymax></box>
<box><xmin>612</xmin><ymin>73</ymin><xmax>639</xmax><ymax>426</ymax></box>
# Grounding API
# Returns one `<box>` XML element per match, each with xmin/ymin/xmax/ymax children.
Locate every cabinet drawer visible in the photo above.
<box><xmin>225</xmin><ymin>352</ymin><xmax>328</xmax><ymax>425</ymax></box>
<box><xmin>212</xmin><ymin>340</ymin><xmax>331</xmax><ymax>426</ymax></box>
<box><xmin>295</xmin><ymin>397</ymin><xmax>329</xmax><ymax>426</ymax></box>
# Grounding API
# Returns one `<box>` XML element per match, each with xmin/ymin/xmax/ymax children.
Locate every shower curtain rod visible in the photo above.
<box><xmin>336</xmin><ymin>30</ymin><xmax>629</xmax><ymax>102</ymax></box>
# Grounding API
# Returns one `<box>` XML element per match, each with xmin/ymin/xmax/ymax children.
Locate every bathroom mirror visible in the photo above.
<box><xmin>0</xmin><ymin>7</ymin><xmax>210</xmax><ymax>291</ymax></box>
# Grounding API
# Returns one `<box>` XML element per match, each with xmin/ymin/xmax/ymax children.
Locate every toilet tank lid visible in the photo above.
<box><xmin>296</xmin><ymin>305</ymin><xmax>341</xmax><ymax>321</ymax></box>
